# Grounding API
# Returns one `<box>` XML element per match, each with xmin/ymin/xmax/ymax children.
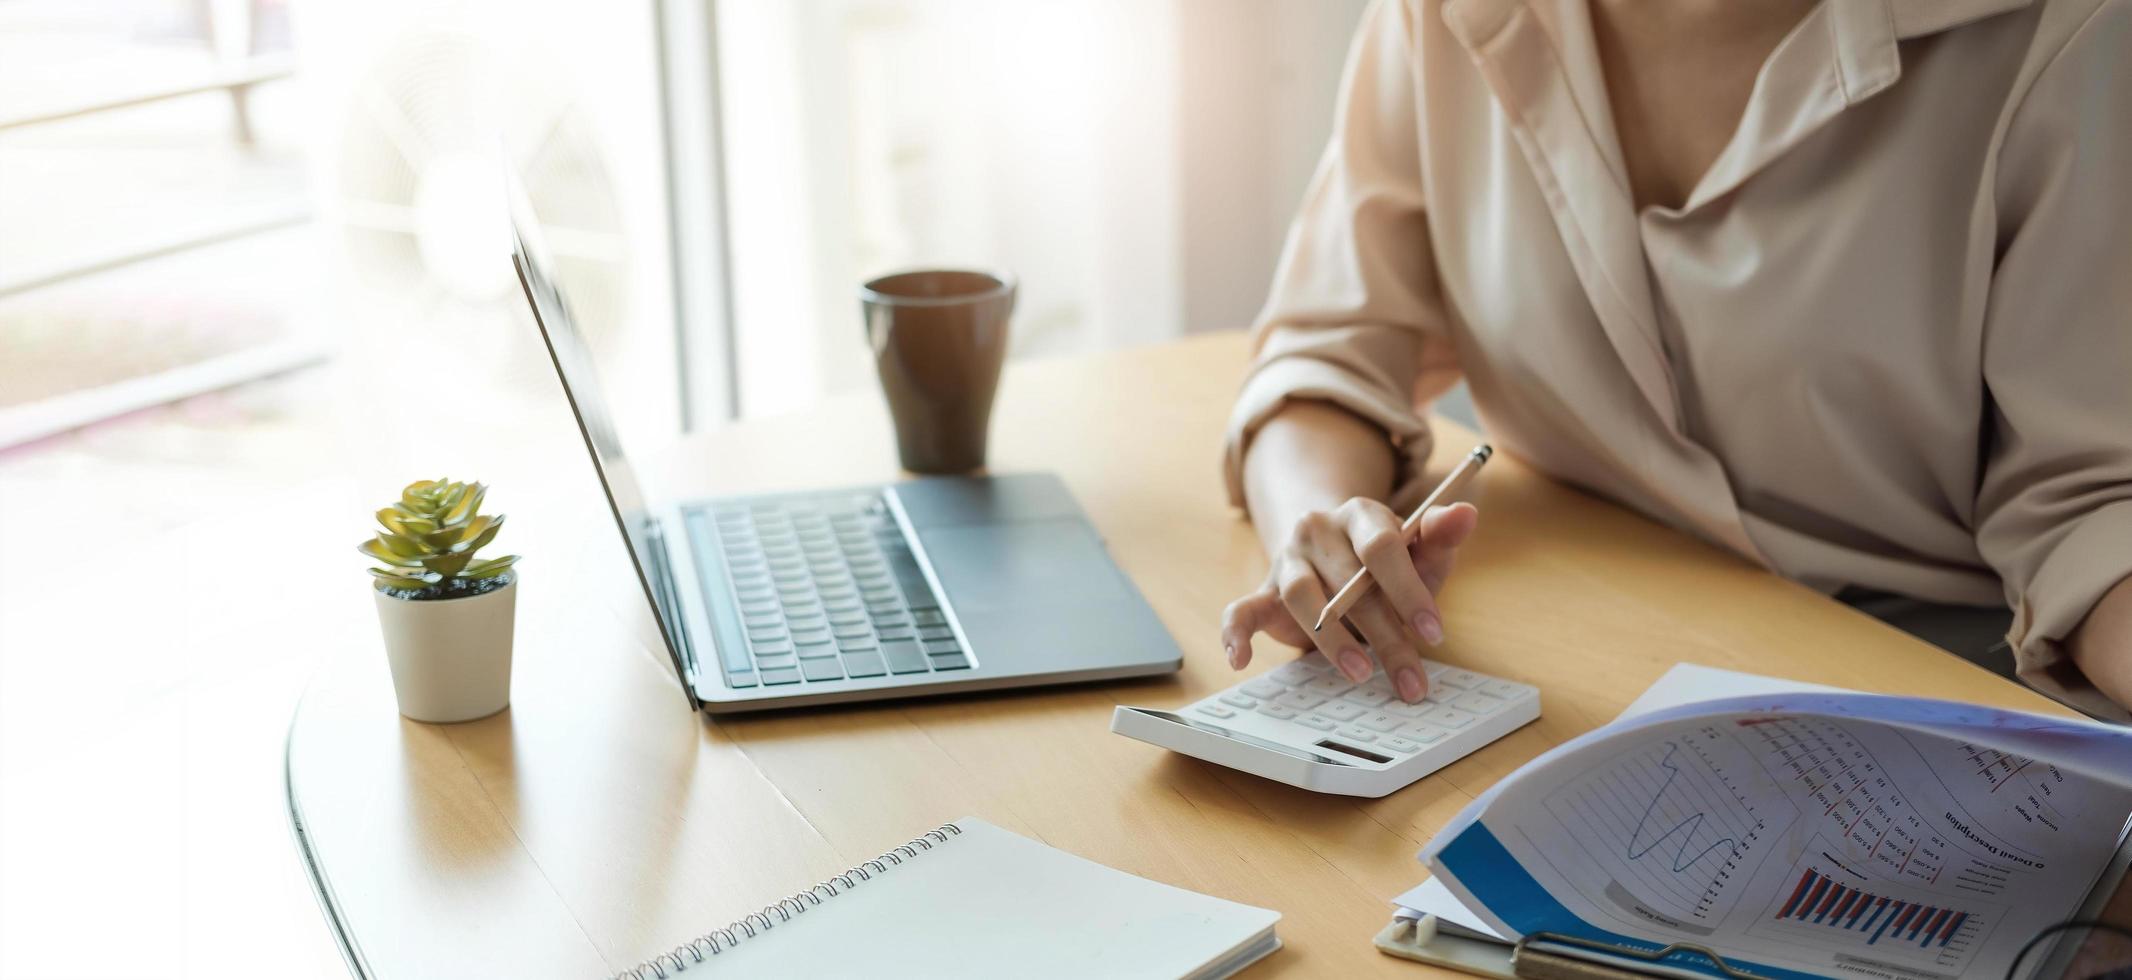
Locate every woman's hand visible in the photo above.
<box><xmin>1221</xmin><ymin>498</ymin><xmax>1478</xmax><ymax>703</ymax></box>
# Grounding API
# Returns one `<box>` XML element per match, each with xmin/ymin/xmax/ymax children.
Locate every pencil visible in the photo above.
<box><xmin>1312</xmin><ymin>444</ymin><xmax>1492</xmax><ymax>633</ymax></box>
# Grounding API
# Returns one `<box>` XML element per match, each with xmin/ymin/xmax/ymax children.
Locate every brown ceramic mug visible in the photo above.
<box><xmin>860</xmin><ymin>269</ymin><xmax>1016</xmax><ymax>474</ymax></box>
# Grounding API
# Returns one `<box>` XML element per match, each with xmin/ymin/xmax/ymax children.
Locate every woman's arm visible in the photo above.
<box><xmin>1215</xmin><ymin>0</ymin><xmax>1478</xmax><ymax>705</ymax></box>
<box><xmin>2069</xmin><ymin>576</ymin><xmax>2132</xmax><ymax>708</ymax></box>
<box><xmin>1970</xmin><ymin>2</ymin><xmax>2132</xmax><ymax>718</ymax></box>
<box><xmin>1219</xmin><ymin>0</ymin><xmax>1456</xmax><ymax>523</ymax></box>
<box><xmin>1242</xmin><ymin>401</ymin><xmax>1396</xmax><ymax>556</ymax></box>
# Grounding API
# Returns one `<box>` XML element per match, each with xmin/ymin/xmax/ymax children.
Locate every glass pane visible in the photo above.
<box><xmin>712</xmin><ymin>0</ymin><xmax>1368</xmax><ymax>418</ymax></box>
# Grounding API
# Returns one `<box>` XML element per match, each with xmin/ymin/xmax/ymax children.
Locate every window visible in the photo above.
<box><xmin>0</xmin><ymin>0</ymin><xmax>318</xmax><ymax>448</ymax></box>
<box><xmin>695</xmin><ymin>0</ymin><xmax>1368</xmax><ymax>419</ymax></box>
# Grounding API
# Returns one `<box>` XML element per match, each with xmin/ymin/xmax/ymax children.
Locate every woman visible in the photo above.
<box><xmin>1219</xmin><ymin>0</ymin><xmax>2132</xmax><ymax>716</ymax></box>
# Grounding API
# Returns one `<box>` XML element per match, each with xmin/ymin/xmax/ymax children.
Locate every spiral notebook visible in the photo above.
<box><xmin>612</xmin><ymin>817</ymin><xmax>1282</xmax><ymax>979</ymax></box>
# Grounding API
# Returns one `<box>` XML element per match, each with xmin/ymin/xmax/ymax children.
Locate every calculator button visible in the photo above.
<box><xmin>1295</xmin><ymin>714</ymin><xmax>1338</xmax><ymax>731</ymax></box>
<box><xmin>1318</xmin><ymin>701</ymin><xmax>1366</xmax><ymax>722</ymax></box>
<box><xmin>1219</xmin><ymin>692</ymin><xmax>1261</xmax><ymax>709</ymax></box>
<box><xmin>1453</xmin><ymin>692</ymin><xmax>1504</xmax><ymax>714</ymax></box>
<box><xmin>1195</xmin><ymin>703</ymin><xmax>1237</xmax><ymax>719</ymax></box>
<box><xmin>1359</xmin><ymin>712</ymin><xmax>1404</xmax><ymax>732</ymax></box>
<box><xmin>1399</xmin><ymin>723</ymin><xmax>1448</xmax><ymax>744</ymax></box>
<box><xmin>1303</xmin><ymin>675</ymin><xmax>1355</xmax><ymax>696</ymax></box>
<box><xmin>1438</xmin><ymin>669</ymin><xmax>1484</xmax><ymax>689</ymax></box>
<box><xmin>1423</xmin><ymin>706</ymin><xmax>1475</xmax><ymax>729</ymax></box>
<box><xmin>1274</xmin><ymin>690</ymin><xmax>1327</xmax><ymax>710</ymax></box>
<box><xmin>1381</xmin><ymin>736</ymin><xmax>1425</xmax><ymax>755</ymax></box>
<box><xmin>1255</xmin><ymin>702</ymin><xmax>1299</xmax><ymax>720</ymax></box>
<box><xmin>1241</xmin><ymin>678</ymin><xmax>1287</xmax><ymax>700</ymax></box>
<box><xmin>1341</xmin><ymin>687</ymin><xmax>1392</xmax><ymax>708</ymax></box>
<box><xmin>1269</xmin><ymin>661</ymin><xmax>1321</xmax><ymax>684</ymax></box>
<box><xmin>1384</xmin><ymin>698</ymin><xmax>1432</xmax><ymax>718</ymax></box>
<box><xmin>1478</xmin><ymin>679</ymin><xmax>1525</xmax><ymax>699</ymax></box>
<box><xmin>1335</xmin><ymin>725</ymin><xmax>1379</xmax><ymax>743</ymax></box>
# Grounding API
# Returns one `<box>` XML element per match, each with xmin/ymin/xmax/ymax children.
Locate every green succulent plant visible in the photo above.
<box><xmin>360</xmin><ymin>479</ymin><xmax>520</xmax><ymax>597</ymax></box>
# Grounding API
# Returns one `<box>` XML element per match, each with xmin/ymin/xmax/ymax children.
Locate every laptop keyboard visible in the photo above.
<box><xmin>686</xmin><ymin>492</ymin><xmax>966</xmax><ymax>688</ymax></box>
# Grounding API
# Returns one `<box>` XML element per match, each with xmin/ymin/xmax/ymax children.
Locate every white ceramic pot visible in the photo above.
<box><xmin>373</xmin><ymin>576</ymin><xmax>517</xmax><ymax>723</ymax></box>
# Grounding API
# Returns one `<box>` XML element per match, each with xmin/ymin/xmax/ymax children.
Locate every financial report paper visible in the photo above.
<box><xmin>1423</xmin><ymin>690</ymin><xmax>2132</xmax><ymax>980</ymax></box>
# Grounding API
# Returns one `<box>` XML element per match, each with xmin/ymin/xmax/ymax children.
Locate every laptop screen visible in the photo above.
<box><xmin>507</xmin><ymin>184</ymin><xmax>699</xmax><ymax>708</ymax></box>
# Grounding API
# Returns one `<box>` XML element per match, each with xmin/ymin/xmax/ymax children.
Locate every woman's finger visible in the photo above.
<box><xmin>1347</xmin><ymin>595</ymin><xmax>1430</xmax><ymax>701</ymax></box>
<box><xmin>1342</xmin><ymin>499</ymin><xmax>1447</xmax><ymax>650</ymax></box>
<box><xmin>1219</xmin><ymin>587</ymin><xmax>1312</xmax><ymax>668</ymax></box>
<box><xmin>1274</xmin><ymin>553</ymin><xmax>1374</xmax><ymax>683</ymax></box>
<box><xmin>1411</xmin><ymin>502</ymin><xmax>1479</xmax><ymax>594</ymax></box>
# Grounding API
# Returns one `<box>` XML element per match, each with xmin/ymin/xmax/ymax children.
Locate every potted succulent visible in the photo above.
<box><xmin>360</xmin><ymin>479</ymin><xmax>521</xmax><ymax>723</ymax></box>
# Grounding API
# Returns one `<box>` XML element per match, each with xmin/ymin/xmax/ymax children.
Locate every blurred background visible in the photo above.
<box><xmin>0</xmin><ymin>0</ymin><xmax>1368</xmax><ymax>974</ymax></box>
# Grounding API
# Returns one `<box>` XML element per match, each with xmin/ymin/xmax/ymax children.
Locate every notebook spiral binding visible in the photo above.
<box><xmin>609</xmin><ymin>822</ymin><xmax>965</xmax><ymax>980</ymax></box>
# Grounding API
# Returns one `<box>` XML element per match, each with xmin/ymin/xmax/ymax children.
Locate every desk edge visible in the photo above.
<box><xmin>285</xmin><ymin>686</ymin><xmax>377</xmax><ymax>980</ymax></box>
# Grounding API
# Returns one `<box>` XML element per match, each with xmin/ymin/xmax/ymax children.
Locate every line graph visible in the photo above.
<box><xmin>1626</xmin><ymin>743</ymin><xmax>1743</xmax><ymax>872</ymax></box>
<box><xmin>1542</xmin><ymin>728</ymin><xmax>1779</xmax><ymax>923</ymax></box>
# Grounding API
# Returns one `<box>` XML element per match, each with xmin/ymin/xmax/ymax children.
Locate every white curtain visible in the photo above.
<box><xmin>716</xmin><ymin>0</ymin><xmax>1367</xmax><ymax>417</ymax></box>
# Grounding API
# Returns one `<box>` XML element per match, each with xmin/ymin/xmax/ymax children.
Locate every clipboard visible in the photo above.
<box><xmin>1375</xmin><ymin>827</ymin><xmax>2132</xmax><ymax>980</ymax></box>
<box><xmin>1374</xmin><ymin>914</ymin><xmax>1760</xmax><ymax>980</ymax></box>
<box><xmin>1374</xmin><ymin>666</ymin><xmax>2132</xmax><ymax>980</ymax></box>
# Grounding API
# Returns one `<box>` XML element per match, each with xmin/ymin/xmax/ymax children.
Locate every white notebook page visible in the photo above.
<box><xmin>681</xmin><ymin>818</ymin><xmax>1279</xmax><ymax>979</ymax></box>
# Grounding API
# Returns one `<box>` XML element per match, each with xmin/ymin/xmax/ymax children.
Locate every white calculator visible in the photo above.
<box><xmin>1110</xmin><ymin>654</ymin><xmax>1540</xmax><ymax>797</ymax></box>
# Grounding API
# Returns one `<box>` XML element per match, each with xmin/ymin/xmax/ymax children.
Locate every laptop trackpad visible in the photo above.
<box><xmin>917</xmin><ymin>520</ymin><xmax>1156</xmax><ymax>669</ymax></box>
<box><xmin>921</xmin><ymin>520</ymin><xmax>1130</xmax><ymax>610</ymax></box>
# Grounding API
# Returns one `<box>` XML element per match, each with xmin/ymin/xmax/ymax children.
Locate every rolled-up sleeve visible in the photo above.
<box><xmin>1221</xmin><ymin>0</ymin><xmax>1459</xmax><ymax>514</ymax></box>
<box><xmin>1975</xmin><ymin>1</ymin><xmax>2132</xmax><ymax>720</ymax></box>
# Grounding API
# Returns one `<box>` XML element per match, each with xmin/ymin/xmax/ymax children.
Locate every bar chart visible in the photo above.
<box><xmin>1749</xmin><ymin>854</ymin><xmax>1994</xmax><ymax>976</ymax></box>
<box><xmin>1772</xmin><ymin>868</ymin><xmax>1970</xmax><ymax>948</ymax></box>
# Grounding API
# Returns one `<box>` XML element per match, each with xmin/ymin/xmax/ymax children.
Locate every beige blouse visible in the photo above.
<box><xmin>1224</xmin><ymin>0</ymin><xmax>2132</xmax><ymax>714</ymax></box>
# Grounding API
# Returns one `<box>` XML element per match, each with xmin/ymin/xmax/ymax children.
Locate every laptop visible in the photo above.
<box><xmin>508</xmin><ymin>203</ymin><xmax>1182</xmax><ymax>712</ymax></box>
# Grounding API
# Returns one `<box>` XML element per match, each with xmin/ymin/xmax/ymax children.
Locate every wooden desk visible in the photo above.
<box><xmin>285</xmin><ymin>332</ymin><xmax>2062</xmax><ymax>978</ymax></box>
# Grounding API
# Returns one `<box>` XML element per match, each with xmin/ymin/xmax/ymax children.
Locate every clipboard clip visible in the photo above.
<box><xmin>1514</xmin><ymin>931</ymin><xmax>1764</xmax><ymax>980</ymax></box>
